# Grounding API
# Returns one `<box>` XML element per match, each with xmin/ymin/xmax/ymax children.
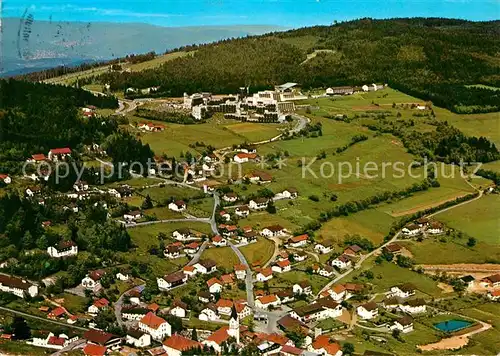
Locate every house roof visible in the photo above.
<box><xmin>234</xmin><ymin>264</ymin><xmax>246</xmax><ymax>271</ymax></box>
<box><xmin>398</xmin><ymin>315</ymin><xmax>413</xmax><ymax>326</ymax></box>
<box><xmin>361</xmin><ymin>302</ymin><xmax>378</xmax><ymax>311</ymax></box>
<box><xmin>234</xmin><ymin>302</ymin><xmax>248</xmax><ymax>314</ymax></box>
<box><xmin>207</xmin><ymin>277</ymin><xmax>222</xmax><ymax>287</ymax></box>
<box><xmin>83</xmin><ymin>330</ymin><xmax>118</xmax><ymax>345</ymax></box>
<box><xmin>48</xmin><ymin>336</ymin><xmax>65</xmax><ymax>346</ymax></box>
<box><xmin>405</xmin><ymin>298</ymin><xmax>426</xmax><ymax>307</ymax></box>
<box><xmin>280</xmin><ymin>345</ymin><xmax>303</xmax><ymax>355</ymax></box>
<box><xmin>164</xmin><ymin>271</ymin><xmax>186</xmax><ymax>283</ymax></box>
<box><xmin>31</xmin><ymin>153</ymin><xmax>46</xmax><ymax>161</ymax></box>
<box><xmin>277</xmin><ymin>259</ymin><xmax>291</xmax><ymax>268</ymax></box>
<box><xmin>221</xmin><ymin>274</ymin><xmax>234</xmax><ymax>284</ymax></box>
<box><xmin>395</xmin><ymin>283</ymin><xmax>416</xmax><ymax>293</ymax></box>
<box><xmin>311</xmin><ymin>335</ymin><xmax>331</xmax><ymax>349</ymax></box>
<box><xmin>173</xmin><ymin>299</ymin><xmax>188</xmax><ymax>310</ymax></box>
<box><xmin>198</xmin><ymin>259</ymin><xmax>217</xmax><ymax>269</ymax></box>
<box><xmin>174</xmin><ymin>200</ymin><xmax>186</xmax><ymax>207</ymax></box>
<box><xmin>183</xmin><ymin>265</ymin><xmax>196</xmax><ymax>273</ymax></box>
<box><xmin>212</xmin><ymin>235</ymin><xmax>224</xmax><ymax>243</ymax></box>
<box><xmin>163</xmin><ymin>334</ymin><xmax>201</xmax><ymax>351</ymax></box>
<box><xmin>490</xmin><ymin>290</ymin><xmax>500</xmax><ymax>297</ymax></box>
<box><xmin>237</xmin><ymin>205</ymin><xmax>250</xmax><ymax>212</ymax></box>
<box><xmin>93</xmin><ymin>298</ymin><xmax>109</xmax><ymax>308</ymax></box>
<box><xmin>206</xmin><ymin>326</ymin><xmax>230</xmax><ymax>345</ymax></box>
<box><xmin>484</xmin><ymin>273</ymin><xmax>500</xmax><ymax>283</ymax></box>
<box><xmin>289</xmin><ymin>234</ymin><xmax>308</xmax><ymax>243</ymax></box>
<box><xmin>216</xmin><ymin>299</ymin><xmax>233</xmax><ymax>308</ymax></box>
<box><xmin>347</xmin><ymin>244</ymin><xmax>362</xmax><ymax>253</ymax></box>
<box><xmin>384</xmin><ymin>243</ymin><xmax>402</xmax><ymax>253</ymax></box>
<box><xmin>127</xmin><ymin>328</ymin><xmax>146</xmax><ymax>339</ymax></box>
<box><xmin>332</xmin><ymin>284</ymin><xmax>346</xmax><ymax>294</ymax></box>
<box><xmin>343</xmin><ymin>283</ymin><xmax>364</xmax><ymax>292</ymax></box>
<box><xmin>148</xmin><ymin>303</ymin><xmax>160</xmax><ymax>312</ymax></box>
<box><xmin>258</xmin><ymin>268</ymin><xmax>273</xmax><ymax>277</ymax></box>
<box><xmin>257</xmin><ymin>295</ymin><xmax>278</xmax><ymax>305</ymax></box>
<box><xmin>277</xmin><ymin>315</ymin><xmax>308</xmax><ymax>331</ymax></box>
<box><xmin>252</xmin><ymin>197</ymin><xmax>269</xmax><ymax>204</ymax></box>
<box><xmin>49</xmin><ymin>307</ymin><xmax>66</xmax><ymax>317</ymax></box>
<box><xmin>257</xmin><ymin>332</ymin><xmax>290</xmax><ymax>345</ymax></box>
<box><xmin>184</xmin><ymin>242</ymin><xmax>200</xmax><ymax>249</ymax></box>
<box><xmin>0</xmin><ymin>275</ymin><xmax>34</xmax><ymax>290</ymax></box>
<box><xmin>83</xmin><ymin>344</ymin><xmax>107</xmax><ymax>356</ymax></box>
<box><xmin>460</xmin><ymin>275</ymin><xmax>475</xmax><ymax>283</ymax></box>
<box><xmin>88</xmin><ymin>269</ymin><xmax>106</xmax><ymax>281</ymax></box>
<box><xmin>140</xmin><ymin>312</ymin><xmax>167</xmax><ymax>329</ymax></box>
<box><xmin>50</xmin><ymin>147</ymin><xmax>71</xmax><ymax>155</ymax></box>
<box><xmin>265</xmin><ymin>224</ymin><xmax>284</xmax><ymax>232</ymax></box>
<box><xmin>277</xmin><ymin>289</ymin><xmax>294</xmax><ymax>298</ymax></box>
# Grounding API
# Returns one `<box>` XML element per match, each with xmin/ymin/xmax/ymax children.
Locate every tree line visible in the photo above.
<box><xmin>65</xmin><ymin>18</ymin><xmax>500</xmax><ymax>114</ymax></box>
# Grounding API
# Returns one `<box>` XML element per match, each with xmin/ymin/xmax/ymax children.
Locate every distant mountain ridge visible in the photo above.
<box><xmin>1</xmin><ymin>18</ymin><xmax>284</xmax><ymax>76</ymax></box>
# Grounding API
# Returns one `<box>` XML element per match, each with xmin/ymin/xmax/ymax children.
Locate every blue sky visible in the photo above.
<box><xmin>3</xmin><ymin>0</ymin><xmax>498</xmax><ymax>27</ymax></box>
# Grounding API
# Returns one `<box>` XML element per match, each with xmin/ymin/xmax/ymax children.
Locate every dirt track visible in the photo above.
<box><xmin>419</xmin><ymin>263</ymin><xmax>500</xmax><ymax>273</ymax></box>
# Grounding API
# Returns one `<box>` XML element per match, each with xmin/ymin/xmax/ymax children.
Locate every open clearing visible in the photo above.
<box><xmin>239</xmin><ymin>238</ymin><xmax>275</xmax><ymax>266</ymax></box>
<box><xmin>201</xmin><ymin>246</ymin><xmax>240</xmax><ymax>270</ymax></box>
<box><xmin>436</xmin><ymin>194</ymin><xmax>500</xmax><ymax>244</ymax></box>
<box><xmin>345</xmin><ymin>258</ymin><xmax>445</xmax><ymax>297</ymax></box>
<box><xmin>129</xmin><ymin>116</ymin><xmax>284</xmax><ymax>157</ymax></box>
<box><xmin>400</xmin><ymin>238</ymin><xmax>500</xmax><ymax>265</ymax></box>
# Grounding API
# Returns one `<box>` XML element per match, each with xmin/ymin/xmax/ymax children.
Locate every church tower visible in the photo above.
<box><xmin>228</xmin><ymin>304</ymin><xmax>240</xmax><ymax>344</ymax></box>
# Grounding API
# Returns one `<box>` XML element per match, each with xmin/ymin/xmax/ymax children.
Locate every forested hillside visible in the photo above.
<box><xmin>90</xmin><ymin>18</ymin><xmax>500</xmax><ymax>113</ymax></box>
<box><xmin>0</xmin><ymin>79</ymin><xmax>153</xmax><ymax>175</ymax></box>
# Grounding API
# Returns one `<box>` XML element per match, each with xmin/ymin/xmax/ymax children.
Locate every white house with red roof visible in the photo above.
<box><xmin>212</xmin><ymin>235</ymin><xmax>227</xmax><ymax>247</ymax></box>
<box><xmin>207</xmin><ymin>278</ymin><xmax>223</xmax><ymax>294</ymax></box>
<box><xmin>0</xmin><ymin>174</ymin><xmax>11</xmax><ymax>184</ymax></box>
<box><xmin>163</xmin><ymin>334</ymin><xmax>202</xmax><ymax>356</ymax></box>
<box><xmin>272</xmin><ymin>259</ymin><xmax>291</xmax><ymax>273</ymax></box>
<box><xmin>87</xmin><ymin>298</ymin><xmax>109</xmax><ymax>316</ymax></box>
<box><xmin>47</xmin><ymin>148</ymin><xmax>71</xmax><ymax>161</ymax></box>
<box><xmin>47</xmin><ymin>241</ymin><xmax>78</xmax><ymax>258</ymax></box>
<box><xmin>255</xmin><ymin>295</ymin><xmax>281</xmax><ymax>309</ymax></box>
<box><xmin>256</xmin><ymin>268</ymin><xmax>274</xmax><ymax>282</ymax></box>
<box><xmin>168</xmin><ymin>200</ymin><xmax>186</xmax><ymax>212</ymax></box>
<box><xmin>234</xmin><ymin>264</ymin><xmax>247</xmax><ymax>280</ymax></box>
<box><xmin>216</xmin><ymin>299</ymin><xmax>234</xmax><ymax>316</ymax></box>
<box><xmin>139</xmin><ymin>312</ymin><xmax>171</xmax><ymax>341</ymax></box>
<box><xmin>286</xmin><ymin>234</ymin><xmax>308</xmax><ymax>248</ymax></box>
<box><xmin>308</xmin><ymin>335</ymin><xmax>342</xmax><ymax>356</ymax></box>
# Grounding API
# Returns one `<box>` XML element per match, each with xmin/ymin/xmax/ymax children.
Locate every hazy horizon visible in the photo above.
<box><xmin>3</xmin><ymin>0</ymin><xmax>498</xmax><ymax>28</ymax></box>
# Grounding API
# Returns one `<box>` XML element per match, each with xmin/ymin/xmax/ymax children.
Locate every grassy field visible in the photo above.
<box><xmin>56</xmin><ymin>293</ymin><xmax>89</xmax><ymax>314</ymax></box>
<box><xmin>481</xmin><ymin>160</ymin><xmax>500</xmax><ymax>173</ymax></box>
<box><xmin>345</xmin><ymin>258</ymin><xmax>444</xmax><ymax>297</ymax></box>
<box><xmin>201</xmin><ymin>246</ymin><xmax>240</xmax><ymax>270</ymax></box>
<box><xmin>123</xmin><ymin>222</ymin><xmax>211</xmax><ymax>276</ymax></box>
<box><xmin>436</xmin><ymin>194</ymin><xmax>500</xmax><ymax>244</ymax></box>
<box><xmin>455</xmin><ymin>303</ymin><xmax>500</xmax><ymax>355</ymax></box>
<box><xmin>139</xmin><ymin>185</ymin><xmax>203</xmax><ymax>202</ymax></box>
<box><xmin>316</xmin><ymin>208</ymin><xmax>396</xmax><ymax>246</ymax></box>
<box><xmin>45</xmin><ymin>51</ymin><xmax>192</xmax><ymax>86</ymax></box>
<box><xmin>186</xmin><ymin>198</ymin><xmax>214</xmax><ymax>218</ymax></box>
<box><xmin>129</xmin><ymin>116</ymin><xmax>285</xmax><ymax>158</ymax></box>
<box><xmin>239</xmin><ymin>238</ymin><xmax>275</xmax><ymax>266</ymax></box>
<box><xmin>400</xmin><ymin>237</ymin><xmax>500</xmax><ymax>264</ymax></box>
<box><xmin>433</xmin><ymin>106</ymin><xmax>500</xmax><ymax>147</ymax></box>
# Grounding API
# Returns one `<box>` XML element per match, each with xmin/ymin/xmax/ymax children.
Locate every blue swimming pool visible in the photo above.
<box><xmin>434</xmin><ymin>319</ymin><xmax>473</xmax><ymax>332</ymax></box>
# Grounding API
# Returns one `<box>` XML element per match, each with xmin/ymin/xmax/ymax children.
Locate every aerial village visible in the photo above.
<box><xmin>0</xmin><ymin>80</ymin><xmax>498</xmax><ymax>356</ymax></box>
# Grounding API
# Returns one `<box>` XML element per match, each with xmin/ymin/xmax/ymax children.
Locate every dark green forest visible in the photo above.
<box><xmin>82</xmin><ymin>18</ymin><xmax>500</xmax><ymax>113</ymax></box>
<box><xmin>0</xmin><ymin>80</ymin><xmax>153</xmax><ymax>175</ymax></box>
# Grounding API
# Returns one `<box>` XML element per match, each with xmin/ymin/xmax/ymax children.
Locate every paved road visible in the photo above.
<box><xmin>187</xmin><ymin>240</ymin><xmax>210</xmax><ymax>266</ymax></box>
<box><xmin>211</xmin><ymin>192</ymin><xmax>255</xmax><ymax>308</ymax></box>
<box><xmin>0</xmin><ymin>306</ymin><xmax>88</xmax><ymax>331</ymax></box>
<box><xmin>290</xmin><ymin>113</ymin><xmax>310</xmax><ymax>133</ymax></box>
<box><xmin>50</xmin><ymin>339</ymin><xmax>86</xmax><ymax>356</ymax></box>
<box><xmin>123</xmin><ymin>217</ymin><xmax>210</xmax><ymax>228</ymax></box>
<box><xmin>114</xmin><ymin>284</ymin><xmax>145</xmax><ymax>327</ymax></box>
